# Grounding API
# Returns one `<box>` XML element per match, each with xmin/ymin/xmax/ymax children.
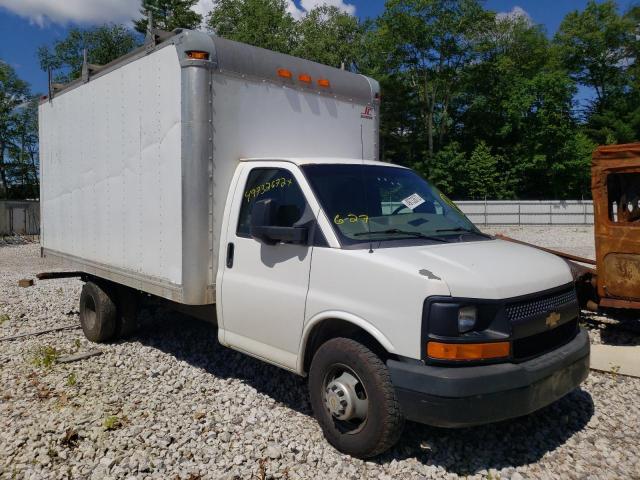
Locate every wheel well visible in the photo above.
<box><xmin>303</xmin><ymin>318</ymin><xmax>393</xmax><ymax>373</ymax></box>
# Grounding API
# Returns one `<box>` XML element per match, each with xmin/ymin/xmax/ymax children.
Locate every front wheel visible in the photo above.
<box><xmin>309</xmin><ymin>337</ymin><xmax>405</xmax><ymax>458</ymax></box>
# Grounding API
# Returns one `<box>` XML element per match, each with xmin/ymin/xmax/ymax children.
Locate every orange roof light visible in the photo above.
<box><xmin>427</xmin><ymin>341</ymin><xmax>510</xmax><ymax>361</ymax></box>
<box><xmin>277</xmin><ymin>68</ymin><xmax>293</xmax><ymax>79</ymax></box>
<box><xmin>186</xmin><ymin>50</ymin><xmax>209</xmax><ymax>60</ymax></box>
<box><xmin>298</xmin><ymin>73</ymin><xmax>312</xmax><ymax>84</ymax></box>
<box><xmin>317</xmin><ymin>78</ymin><xmax>331</xmax><ymax>88</ymax></box>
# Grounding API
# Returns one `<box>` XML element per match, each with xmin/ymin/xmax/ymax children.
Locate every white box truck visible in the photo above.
<box><xmin>39</xmin><ymin>29</ymin><xmax>589</xmax><ymax>457</ymax></box>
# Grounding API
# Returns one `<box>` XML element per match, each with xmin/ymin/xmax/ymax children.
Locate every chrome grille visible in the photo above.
<box><xmin>506</xmin><ymin>289</ymin><xmax>578</xmax><ymax>322</ymax></box>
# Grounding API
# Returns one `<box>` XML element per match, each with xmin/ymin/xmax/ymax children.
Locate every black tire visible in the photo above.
<box><xmin>79</xmin><ymin>281</ymin><xmax>117</xmax><ymax>343</ymax></box>
<box><xmin>309</xmin><ymin>337</ymin><xmax>405</xmax><ymax>458</ymax></box>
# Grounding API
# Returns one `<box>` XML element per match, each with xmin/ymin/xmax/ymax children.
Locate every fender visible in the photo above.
<box><xmin>297</xmin><ymin>310</ymin><xmax>397</xmax><ymax>374</ymax></box>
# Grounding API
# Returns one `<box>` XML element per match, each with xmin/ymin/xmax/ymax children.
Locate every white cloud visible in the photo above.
<box><xmin>496</xmin><ymin>6</ymin><xmax>532</xmax><ymax>24</ymax></box>
<box><xmin>195</xmin><ymin>0</ymin><xmax>355</xmax><ymax>22</ymax></box>
<box><xmin>0</xmin><ymin>0</ymin><xmax>140</xmax><ymax>26</ymax></box>
<box><xmin>299</xmin><ymin>0</ymin><xmax>356</xmax><ymax>16</ymax></box>
<box><xmin>192</xmin><ymin>0</ymin><xmax>215</xmax><ymax>20</ymax></box>
<box><xmin>0</xmin><ymin>0</ymin><xmax>356</xmax><ymax>28</ymax></box>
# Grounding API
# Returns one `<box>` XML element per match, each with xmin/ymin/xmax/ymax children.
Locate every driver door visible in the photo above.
<box><xmin>219</xmin><ymin>164</ymin><xmax>313</xmax><ymax>370</ymax></box>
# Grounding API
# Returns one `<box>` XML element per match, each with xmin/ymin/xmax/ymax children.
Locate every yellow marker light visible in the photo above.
<box><xmin>427</xmin><ymin>341</ymin><xmax>510</xmax><ymax>361</ymax></box>
<box><xmin>317</xmin><ymin>78</ymin><xmax>331</xmax><ymax>88</ymax></box>
<box><xmin>277</xmin><ymin>68</ymin><xmax>293</xmax><ymax>79</ymax></box>
<box><xmin>186</xmin><ymin>50</ymin><xmax>209</xmax><ymax>60</ymax></box>
<box><xmin>298</xmin><ymin>73</ymin><xmax>312</xmax><ymax>84</ymax></box>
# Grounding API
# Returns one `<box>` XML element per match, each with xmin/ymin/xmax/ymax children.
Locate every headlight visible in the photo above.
<box><xmin>458</xmin><ymin>305</ymin><xmax>477</xmax><ymax>333</ymax></box>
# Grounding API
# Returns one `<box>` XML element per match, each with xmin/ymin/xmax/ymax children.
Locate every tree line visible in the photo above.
<box><xmin>1</xmin><ymin>0</ymin><xmax>639</xmax><ymax>200</ymax></box>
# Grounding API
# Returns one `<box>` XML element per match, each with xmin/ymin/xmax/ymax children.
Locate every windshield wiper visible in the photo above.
<box><xmin>354</xmin><ymin>228</ymin><xmax>449</xmax><ymax>242</ymax></box>
<box><xmin>435</xmin><ymin>227</ymin><xmax>493</xmax><ymax>238</ymax></box>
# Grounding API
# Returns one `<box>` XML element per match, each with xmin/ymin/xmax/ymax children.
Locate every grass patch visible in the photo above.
<box><xmin>0</xmin><ymin>313</ymin><xmax>9</xmax><ymax>325</ymax></box>
<box><xmin>66</xmin><ymin>372</ymin><xmax>77</xmax><ymax>387</ymax></box>
<box><xmin>31</xmin><ymin>345</ymin><xmax>60</xmax><ymax>368</ymax></box>
<box><xmin>103</xmin><ymin>415</ymin><xmax>123</xmax><ymax>431</ymax></box>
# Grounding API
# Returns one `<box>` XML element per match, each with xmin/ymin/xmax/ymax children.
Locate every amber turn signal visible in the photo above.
<box><xmin>186</xmin><ymin>50</ymin><xmax>209</xmax><ymax>60</ymax></box>
<box><xmin>427</xmin><ymin>341</ymin><xmax>510</xmax><ymax>361</ymax></box>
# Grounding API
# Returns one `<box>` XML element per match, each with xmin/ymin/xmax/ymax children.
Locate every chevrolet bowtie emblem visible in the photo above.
<box><xmin>545</xmin><ymin>312</ymin><xmax>561</xmax><ymax>329</ymax></box>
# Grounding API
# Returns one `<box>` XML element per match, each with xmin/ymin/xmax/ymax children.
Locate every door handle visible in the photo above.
<box><xmin>226</xmin><ymin>242</ymin><xmax>235</xmax><ymax>268</ymax></box>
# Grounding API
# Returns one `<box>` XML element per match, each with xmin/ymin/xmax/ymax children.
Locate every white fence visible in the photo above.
<box><xmin>455</xmin><ymin>200</ymin><xmax>594</xmax><ymax>225</ymax></box>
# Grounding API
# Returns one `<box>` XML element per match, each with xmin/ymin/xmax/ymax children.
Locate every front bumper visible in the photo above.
<box><xmin>387</xmin><ymin>328</ymin><xmax>590</xmax><ymax>428</ymax></box>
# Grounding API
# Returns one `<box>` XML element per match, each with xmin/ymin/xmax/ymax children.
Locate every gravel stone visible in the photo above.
<box><xmin>1</xmin><ymin>233</ymin><xmax>639</xmax><ymax>479</ymax></box>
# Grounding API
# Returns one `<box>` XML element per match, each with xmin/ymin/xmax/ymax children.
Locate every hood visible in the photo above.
<box><xmin>374</xmin><ymin>239</ymin><xmax>573</xmax><ymax>299</ymax></box>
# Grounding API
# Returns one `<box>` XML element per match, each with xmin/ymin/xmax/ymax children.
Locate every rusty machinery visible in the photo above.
<box><xmin>498</xmin><ymin>142</ymin><xmax>640</xmax><ymax>312</ymax></box>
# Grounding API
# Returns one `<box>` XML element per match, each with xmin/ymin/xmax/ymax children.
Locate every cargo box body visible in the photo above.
<box><xmin>39</xmin><ymin>30</ymin><xmax>379</xmax><ymax>304</ymax></box>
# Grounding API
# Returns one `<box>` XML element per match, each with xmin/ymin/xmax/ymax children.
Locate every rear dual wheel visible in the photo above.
<box><xmin>79</xmin><ymin>281</ymin><xmax>139</xmax><ymax>343</ymax></box>
<box><xmin>309</xmin><ymin>337</ymin><xmax>405</xmax><ymax>458</ymax></box>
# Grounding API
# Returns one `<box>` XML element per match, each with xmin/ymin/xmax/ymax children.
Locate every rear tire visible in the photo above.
<box><xmin>309</xmin><ymin>337</ymin><xmax>405</xmax><ymax>458</ymax></box>
<box><xmin>79</xmin><ymin>281</ymin><xmax>117</xmax><ymax>343</ymax></box>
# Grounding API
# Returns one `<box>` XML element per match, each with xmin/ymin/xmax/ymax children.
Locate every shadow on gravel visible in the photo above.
<box><xmin>135</xmin><ymin>308</ymin><xmax>314</xmax><ymax>417</ymax></box>
<box><xmin>376</xmin><ymin>388</ymin><xmax>593</xmax><ymax>475</ymax></box>
<box><xmin>582</xmin><ymin>309</ymin><xmax>640</xmax><ymax>346</ymax></box>
<box><xmin>134</xmin><ymin>308</ymin><xmax>594</xmax><ymax>476</ymax></box>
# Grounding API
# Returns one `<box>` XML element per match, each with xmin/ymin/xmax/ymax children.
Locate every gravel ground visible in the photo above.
<box><xmin>1</xmin><ymin>230</ymin><xmax>639</xmax><ymax>480</ymax></box>
<box><xmin>483</xmin><ymin>225</ymin><xmax>596</xmax><ymax>260</ymax></box>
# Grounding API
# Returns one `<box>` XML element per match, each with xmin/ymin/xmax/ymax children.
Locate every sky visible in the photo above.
<box><xmin>0</xmin><ymin>0</ymin><xmax>637</xmax><ymax>96</ymax></box>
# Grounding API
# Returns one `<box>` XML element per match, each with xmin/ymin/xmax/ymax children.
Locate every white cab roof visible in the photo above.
<box><xmin>239</xmin><ymin>157</ymin><xmax>409</xmax><ymax>168</ymax></box>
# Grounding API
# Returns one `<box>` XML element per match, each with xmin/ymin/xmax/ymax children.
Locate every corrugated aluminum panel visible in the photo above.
<box><xmin>39</xmin><ymin>45</ymin><xmax>183</xmax><ymax>285</ymax></box>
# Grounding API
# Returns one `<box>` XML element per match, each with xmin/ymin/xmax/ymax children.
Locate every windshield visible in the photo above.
<box><xmin>301</xmin><ymin>164</ymin><xmax>485</xmax><ymax>247</ymax></box>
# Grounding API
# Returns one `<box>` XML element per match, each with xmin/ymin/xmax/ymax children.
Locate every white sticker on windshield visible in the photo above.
<box><xmin>401</xmin><ymin>193</ymin><xmax>425</xmax><ymax>210</ymax></box>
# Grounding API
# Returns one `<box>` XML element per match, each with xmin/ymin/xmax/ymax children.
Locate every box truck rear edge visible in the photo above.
<box><xmin>38</xmin><ymin>29</ymin><xmax>589</xmax><ymax>458</ymax></box>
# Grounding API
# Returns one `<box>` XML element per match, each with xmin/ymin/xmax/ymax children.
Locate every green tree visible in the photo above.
<box><xmin>38</xmin><ymin>24</ymin><xmax>140</xmax><ymax>83</ymax></box>
<box><xmin>134</xmin><ymin>0</ymin><xmax>203</xmax><ymax>34</ymax></box>
<box><xmin>458</xmin><ymin>12</ymin><xmax>592</xmax><ymax>199</ymax></box>
<box><xmin>414</xmin><ymin>141</ymin><xmax>466</xmax><ymax>196</ymax></box>
<box><xmin>554</xmin><ymin>1</ymin><xmax>640</xmax><ymax>145</ymax></box>
<box><xmin>292</xmin><ymin>5</ymin><xmax>365</xmax><ymax>69</ymax></box>
<box><xmin>375</xmin><ymin>0</ymin><xmax>494</xmax><ymax>159</ymax></box>
<box><xmin>207</xmin><ymin>0</ymin><xmax>295</xmax><ymax>54</ymax></box>
<box><xmin>0</xmin><ymin>62</ymin><xmax>30</xmax><ymax>197</ymax></box>
<box><xmin>5</xmin><ymin>99</ymin><xmax>39</xmax><ymax>198</ymax></box>
<box><xmin>554</xmin><ymin>0</ymin><xmax>633</xmax><ymax>109</ymax></box>
<box><xmin>464</xmin><ymin>142</ymin><xmax>506</xmax><ymax>200</ymax></box>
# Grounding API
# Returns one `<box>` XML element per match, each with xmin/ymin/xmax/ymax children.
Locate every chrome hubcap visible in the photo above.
<box><xmin>323</xmin><ymin>369</ymin><xmax>368</xmax><ymax>423</ymax></box>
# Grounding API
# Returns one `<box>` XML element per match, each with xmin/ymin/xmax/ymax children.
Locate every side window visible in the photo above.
<box><xmin>607</xmin><ymin>173</ymin><xmax>640</xmax><ymax>223</ymax></box>
<box><xmin>237</xmin><ymin>168</ymin><xmax>308</xmax><ymax>237</ymax></box>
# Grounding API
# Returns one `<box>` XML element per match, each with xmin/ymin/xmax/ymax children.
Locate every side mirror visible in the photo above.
<box><xmin>250</xmin><ymin>199</ymin><xmax>308</xmax><ymax>245</ymax></box>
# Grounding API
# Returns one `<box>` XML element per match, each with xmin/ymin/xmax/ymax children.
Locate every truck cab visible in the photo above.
<box><xmin>217</xmin><ymin>157</ymin><xmax>590</xmax><ymax>457</ymax></box>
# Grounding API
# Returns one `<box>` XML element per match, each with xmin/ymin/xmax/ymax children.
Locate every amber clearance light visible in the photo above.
<box><xmin>317</xmin><ymin>78</ymin><xmax>331</xmax><ymax>88</ymax></box>
<box><xmin>186</xmin><ymin>50</ymin><xmax>209</xmax><ymax>60</ymax></box>
<box><xmin>427</xmin><ymin>341</ymin><xmax>510</xmax><ymax>361</ymax></box>
<box><xmin>277</xmin><ymin>68</ymin><xmax>293</xmax><ymax>79</ymax></box>
<box><xmin>298</xmin><ymin>73</ymin><xmax>312</xmax><ymax>84</ymax></box>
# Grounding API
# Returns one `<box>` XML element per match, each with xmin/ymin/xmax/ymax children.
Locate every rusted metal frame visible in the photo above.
<box><xmin>494</xmin><ymin>234</ymin><xmax>597</xmax><ymax>265</ymax></box>
<box><xmin>592</xmin><ymin>144</ymin><xmax>640</xmax><ymax>303</ymax></box>
<box><xmin>599</xmin><ymin>297</ymin><xmax>640</xmax><ymax>310</ymax></box>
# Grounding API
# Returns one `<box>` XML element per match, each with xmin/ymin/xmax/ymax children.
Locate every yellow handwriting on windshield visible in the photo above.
<box><xmin>334</xmin><ymin>214</ymin><xmax>369</xmax><ymax>225</ymax></box>
<box><xmin>244</xmin><ymin>177</ymin><xmax>293</xmax><ymax>202</ymax></box>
